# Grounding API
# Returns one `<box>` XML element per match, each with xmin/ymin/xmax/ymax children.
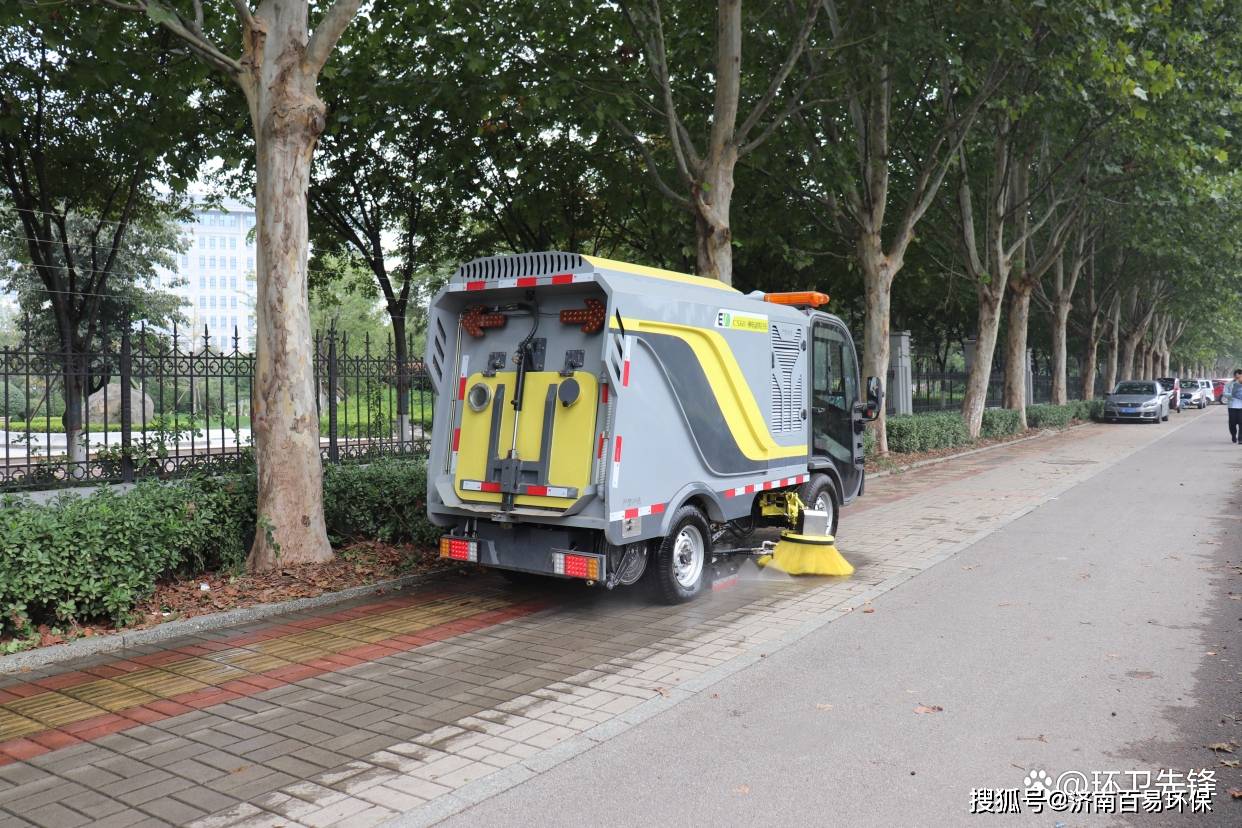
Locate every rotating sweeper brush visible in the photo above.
<box><xmin>755</xmin><ymin>492</ymin><xmax>854</xmax><ymax>577</ymax></box>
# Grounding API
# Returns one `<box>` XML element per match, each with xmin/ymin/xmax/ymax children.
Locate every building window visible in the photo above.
<box><xmin>199</xmin><ymin>275</ymin><xmax>206</xmax><ymax>289</ymax></box>
<box><xmin>230</xmin><ymin>257</ymin><xmax>237</xmax><ymax>270</ymax></box>
<box><xmin>180</xmin><ymin>255</ymin><xmax>188</xmax><ymax>268</ymax></box>
<box><xmin>230</xmin><ymin>275</ymin><xmax>237</xmax><ymax>289</ymax></box>
<box><xmin>208</xmin><ymin>275</ymin><xmax>215</xmax><ymax>289</ymax></box>
<box><xmin>199</xmin><ymin>297</ymin><xmax>206</xmax><ymax>308</ymax></box>
<box><xmin>230</xmin><ymin>237</ymin><xmax>237</xmax><ymax>249</ymax></box>
<box><xmin>210</xmin><ymin>296</ymin><xmax>217</xmax><ymax>309</ymax></box>
<box><xmin>198</xmin><ymin>256</ymin><xmax>205</xmax><ymax>268</ymax></box>
<box><xmin>231</xmin><ymin>296</ymin><xmax>237</xmax><ymax>308</ymax></box>
<box><xmin>246</xmin><ymin>257</ymin><xmax>254</xmax><ymax>271</ymax></box>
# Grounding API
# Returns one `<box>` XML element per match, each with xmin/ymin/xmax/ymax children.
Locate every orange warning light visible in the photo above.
<box><xmin>763</xmin><ymin>291</ymin><xmax>830</xmax><ymax>308</ymax></box>
<box><xmin>559</xmin><ymin>298</ymin><xmax>607</xmax><ymax>333</ymax></box>
<box><xmin>462</xmin><ymin>305</ymin><xmax>507</xmax><ymax>337</ymax></box>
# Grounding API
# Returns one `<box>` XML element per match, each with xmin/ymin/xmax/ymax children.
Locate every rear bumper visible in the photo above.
<box><xmin>1104</xmin><ymin>409</ymin><xmax>1160</xmax><ymax>420</ymax></box>
<box><xmin>439</xmin><ymin>522</ymin><xmax>606</xmax><ymax>581</ymax></box>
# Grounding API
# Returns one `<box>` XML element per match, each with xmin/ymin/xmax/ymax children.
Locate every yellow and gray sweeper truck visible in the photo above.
<box><xmin>425</xmin><ymin>252</ymin><xmax>882</xmax><ymax>603</ymax></box>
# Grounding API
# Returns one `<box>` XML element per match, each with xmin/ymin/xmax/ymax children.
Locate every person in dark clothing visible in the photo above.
<box><xmin>1225</xmin><ymin>369</ymin><xmax>1242</xmax><ymax>443</ymax></box>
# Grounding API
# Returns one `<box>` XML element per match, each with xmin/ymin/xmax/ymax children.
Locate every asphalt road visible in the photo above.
<box><xmin>443</xmin><ymin>408</ymin><xmax>1242</xmax><ymax>827</ymax></box>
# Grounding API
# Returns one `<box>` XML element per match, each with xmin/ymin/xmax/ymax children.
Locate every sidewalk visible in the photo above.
<box><xmin>0</xmin><ymin>412</ymin><xmax>1208</xmax><ymax>828</ymax></box>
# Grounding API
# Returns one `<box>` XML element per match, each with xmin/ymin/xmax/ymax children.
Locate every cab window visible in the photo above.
<box><xmin>812</xmin><ymin>322</ymin><xmax>859</xmax><ymax>462</ymax></box>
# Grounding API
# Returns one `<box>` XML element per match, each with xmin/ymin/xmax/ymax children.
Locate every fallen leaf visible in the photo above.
<box><xmin>961</xmin><ymin>564</ymin><xmax>978</xmax><ymax>571</ymax></box>
<box><xmin>816</xmin><ymin>703</ymin><xmax>834</xmax><ymax>711</ymax></box>
<box><xmin>1219</xmin><ymin>759</ymin><xmax>1240</xmax><ymax>768</ymax></box>
<box><xmin>733</xmin><ymin>784</ymin><xmax>751</xmax><ymax>795</ymax></box>
<box><xmin>1230</xmin><ymin>789</ymin><xmax>1242</xmax><ymax>800</ymax></box>
<box><xmin>914</xmin><ymin>704</ymin><xmax>944</xmax><ymax>714</ymax></box>
<box><xmin>1207</xmin><ymin>742</ymin><xmax>1234</xmax><ymax>753</ymax></box>
<box><xmin>710</xmin><ymin>693</ymin><xmax>719</xmax><ymax>699</ymax></box>
<box><xmin>1017</xmin><ymin>734</ymin><xmax>1048</xmax><ymax>743</ymax></box>
<box><xmin>862</xmin><ymin>607</ymin><xmax>875</xmax><ymax>614</ymax></box>
<box><xmin>656</xmin><ymin>687</ymin><xmax>671</xmax><ymax>698</ymax></box>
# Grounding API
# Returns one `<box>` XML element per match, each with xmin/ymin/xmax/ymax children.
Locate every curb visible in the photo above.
<box><xmin>0</xmin><ymin>567</ymin><xmax>456</xmax><ymax>675</ymax></box>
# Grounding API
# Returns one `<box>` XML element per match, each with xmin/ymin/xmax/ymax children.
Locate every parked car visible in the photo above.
<box><xmin>1103</xmin><ymin>380</ymin><xmax>1170</xmax><ymax>423</ymax></box>
<box><xmin>1181</xmin><ymin>381</ymin><xmax>1210</xmax><ymax>409</ymax></box>
<box><xmin>1157</xmin><ymin>377</ymin><xmax>1182</xmax><ymax>412</ymax></box>
<box><xmin>1195</xmin><ymin>379</ymin><xmax>1215</xmax><ymax>406</ymax></box>
<box><xmin>1213</xmin><ymin>378</ymin><xmax>1229</xmax><ymax>403</ymax></box>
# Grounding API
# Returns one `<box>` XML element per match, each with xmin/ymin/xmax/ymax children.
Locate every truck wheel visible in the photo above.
<box><xmin>797</xmin><ymin>474</ymin><xmax>839</xmax><ymax>536</ymax></box>
<box><xmin>650</xmin><ymin>506</ymin><xmax>710</xmax><ymax>603</ymax></box>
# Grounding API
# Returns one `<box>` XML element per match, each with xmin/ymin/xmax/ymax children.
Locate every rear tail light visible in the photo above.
<box><xmin>440</xmin><ymin>537</ymin><xmax>478</xmax><ymax>562</ymax></box>
<box><xmin>553</xmin><ymin>552</ymin><xmax>600</xmax><ymax>580</ymax></box>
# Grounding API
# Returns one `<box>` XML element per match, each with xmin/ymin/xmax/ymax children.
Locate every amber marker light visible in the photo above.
<box><xmin>763</xmin><ymin>291</ymin><xmax>830</xmax><ymax>307</ymax></box>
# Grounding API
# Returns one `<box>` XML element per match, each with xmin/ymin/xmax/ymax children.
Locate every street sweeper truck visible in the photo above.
<box><xmin>424</xmin><ymin>252</ymin><xmax>881</xmax><ymax>603</ymax></box>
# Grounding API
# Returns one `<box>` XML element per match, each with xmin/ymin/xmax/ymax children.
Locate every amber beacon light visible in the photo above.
<box><xmin>763</xmin><ymin>291</ymin><xmax>830</xmax><ymax>308</ymax></box>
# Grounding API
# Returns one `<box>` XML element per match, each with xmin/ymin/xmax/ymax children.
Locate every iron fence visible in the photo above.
<box><xmin>910</xmin><ymin>369</ymin><xmax>1105</xmax><ymax>413</ymax></box>
<box><xmin>0</xmin><ymin>323</ymin><xmax>430</xmax><ymax>491</ymax></box>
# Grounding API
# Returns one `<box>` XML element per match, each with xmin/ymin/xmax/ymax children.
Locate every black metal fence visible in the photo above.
<box><xmin>0</xmin><ymin>324</ymin><xmax>430</xmax><ymax>491</ymax></box>
<box><xmin>909</xmin><ymin>369</ymin><xmax>1106</xmax><ymax>413</ymax></box>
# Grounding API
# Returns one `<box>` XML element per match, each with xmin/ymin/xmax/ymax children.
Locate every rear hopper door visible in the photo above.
<box><xmin>454</xmin><ymin>371</ymin><xmax>599</xmax><ymax>509</ymax></box>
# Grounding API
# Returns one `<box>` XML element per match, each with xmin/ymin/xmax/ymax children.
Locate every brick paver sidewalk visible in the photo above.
<box><xmin>0</xmin><ymin>416</ymin><xmax>1199</xmax><ymax>827</ymax></box>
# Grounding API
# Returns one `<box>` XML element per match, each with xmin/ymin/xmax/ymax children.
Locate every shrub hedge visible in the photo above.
<box><xmin>864</xmin><ymin>399</ymin><xmax>1103</xmax><ymax>458</ymax></box>
<box><xmin>0</xmin><ymin>459</ymin><xmax>437</xmax><ymax>636</ymax></box>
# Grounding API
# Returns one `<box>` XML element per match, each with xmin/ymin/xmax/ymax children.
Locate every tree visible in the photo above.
<box><xmin>0</xmin><ymin>4</ymin><xmax>208</xmax><ymax>469</ymax></box>
<box><xmin>612</xmin><ymin>0</ymin><xmax>821</xmax><ymax>284</ymax></box>
<box><xmin>100</xmin><ymin>0</ymin><xmax>363</xmax><ymax>570</ymax></box>
<box><xmin>788</xmin><ymin>0</ymin><xmax>1007</xmax><ymax>452</ymax></box>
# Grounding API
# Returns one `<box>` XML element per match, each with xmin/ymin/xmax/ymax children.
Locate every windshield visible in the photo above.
<box><xmin>1114</xmin><ymin>383</ymin><xmax>1155</xmax><ymax>395</ymax></box>
<box><xmin>1157</xmin><ymin>379</ymin><xmax>1175</xmax><ymax>390</ymax></box>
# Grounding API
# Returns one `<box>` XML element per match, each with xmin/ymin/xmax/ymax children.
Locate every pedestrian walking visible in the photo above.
<box><xmin>1226</xmin><ymin>369</ymin><xmax>1242</xmax><ymax>443</ymax></box>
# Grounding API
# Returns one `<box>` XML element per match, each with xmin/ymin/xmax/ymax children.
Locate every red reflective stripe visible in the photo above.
<box><xmin>457</xmin><ymin>377</ymin><xmax>467</xmax><ymax>399</ymax></box>
<box><xmin>650</xmin><ymin>502</ymin><xmax>665</xmax><ymax>515</ymax></box>
<box><xmin>465</xmin><ymin>280</ymin><xmax>486</xmax><ymax>291</ymax></box>
<box><xmin>613</xmin><ymin>435</ymin><xmax>623</xmax><ymax>462</ymax></box>
<box><xmin>622</xmin><ymin>361</ymin><xmax>630</xmax><ymax>387</ymax></box>
<box><xmin>551</xmin><ymin>274</ymin><xmax>574</xmax><ymax>284</ymax></box>
<box><xmin>480</xmin><ymin>481</ymin><xmax>501</xmax><ymax>493</ymax></box>
<box><xmin>452</xmin><ymin>428</ymin><xmax>461</xmax><ymax>451</ymax></box>
<box><xmin>526</xmin><ymin>485</ymin><xmax>548</xmax><ymax>496</ymax></box>
<box><xmin>623</xmin><ymin>507</ymin><xmax>639</xmax><ymax>519</ymax></box>
<box><xmin>597</xmin><ymin>433</ymin><xmax>606</xmax><ymax>458</ymax></box>
<box><xmin>602</xmin><ymin>383</ymin><xmax>609</xmax><ymax>403</ymax></box>
<box><xmin>516</xmin><ymin>276</ymin><xmax>538</xmax><ymax>287</ymax></box>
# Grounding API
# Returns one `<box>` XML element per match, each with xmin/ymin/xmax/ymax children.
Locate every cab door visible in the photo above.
<box><xmin>810</xmin><ymin>317</ymin><xmax>864</xmax><ymax>503</ymax></box>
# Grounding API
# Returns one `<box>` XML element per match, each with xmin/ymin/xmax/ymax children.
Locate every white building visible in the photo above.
<box><xmin>159</xmin><ymin>196</ymin><xmax>258</xmax><ymax>352</ymax></box>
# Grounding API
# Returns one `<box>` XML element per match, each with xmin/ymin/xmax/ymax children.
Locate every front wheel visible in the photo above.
<box><xmin>649</xmin><ymin>506</ymin><xmax>710</xmax><ymax>604</ymax></box>
<box><xmin>797</xmin><ymin>473</ymin><xmax>840</xmax><ymax>536</ymax></box>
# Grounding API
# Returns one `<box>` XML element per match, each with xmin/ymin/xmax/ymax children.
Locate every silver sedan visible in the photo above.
<box><xmin>1103</xmin><ymin>380</ymin><xmax>1169</xmax><ymax>423</ymax></box>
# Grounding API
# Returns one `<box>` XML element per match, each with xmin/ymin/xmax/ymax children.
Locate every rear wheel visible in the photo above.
<box><xmin>797</xmin><ymin>473</ymin><xmax>839</xmax><ymax>536</ymax></box>
<box><xmin>649</xmin><ymin>506</ymin><xmax>710</xmax><ymax>604</ymax></box>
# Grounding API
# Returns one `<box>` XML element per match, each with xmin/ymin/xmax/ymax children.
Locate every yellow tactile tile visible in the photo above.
<box><xmin>0</xmin><ymin>708</ymin><xmax>45</xmax><ymax>741</ymax></box>
<box><xmin>251</xmin><ymin>636</ymin><xmax>331</xmax><ymax>661</ymax></box>
<box><xmin>161</xmin><ymin>657</ymin><xmax>249</xmax><ymax>684</ymax></box>
<box><xmin>59</xmin><ymin>679</ymin><xmax>157</xmax><ymax>712</ymax></box>
<box><xmin>6</xmin><ymin>692</ymin><xmax>105</xmax><ymax>728</ymax></box>
<box><xmin>318</xmin><ymin>622</ymin><xmax>397</xmax><ymax>644</ymax></box>
<box><xmin>208</xmin><ymin>649</ymin><xmax>292</xmax><ymax>673</ymax></box>
<box><xmin>114</xmin><ymin>669</ymin><xmax>209</xmax><ymax>697</ymax></box>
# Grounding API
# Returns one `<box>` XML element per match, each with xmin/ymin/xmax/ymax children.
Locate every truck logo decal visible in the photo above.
<box><xmin>715</xmin><ymin>308</ymin><xmax>769</xmax><ymax>333</ymax></box>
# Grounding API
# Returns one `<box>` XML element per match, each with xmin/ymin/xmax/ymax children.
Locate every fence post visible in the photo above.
<box><xmin>327</xmin><ymin>330</ymin><xmax>339</xmax><ymax>464</ymax></box>
<box><xmin>119</xmin><ymin>323</ymin><xmax>134</xmax><ymax>483</ymax></box>
<box><xmin>887</xmin><ymin>331</ymin><xmax>914</xmax><ymax>415</ymax></box>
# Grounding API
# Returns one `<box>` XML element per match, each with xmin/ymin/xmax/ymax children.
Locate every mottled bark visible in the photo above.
<box><xmin>1002</xmin><ymin>282</ymin><xmax>1032</xmax><ymax>427</ymax></box>
<box><xmin>961</xmin><ymin>288</ymin><xmax>1004</xmax><ymax>438</ymax></box>
<box><xmin>1104</xmin><ymin>301</ymin><xmax>1120</xmax><ymax>392</ymax></box>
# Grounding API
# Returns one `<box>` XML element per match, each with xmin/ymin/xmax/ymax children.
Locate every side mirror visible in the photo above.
<box><xmin>861</xmin><ymin>376</ymin><xmax>883</xmax><ymax>421</ymax></box>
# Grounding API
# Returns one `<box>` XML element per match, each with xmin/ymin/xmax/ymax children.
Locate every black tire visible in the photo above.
<box><xmin>649</xmin><ymin>505</ymin><xmax>710</xmax><ymax>604</ymax></box>
<box><xmin>797</xmin><ymin>473</ymin><xmax>840</xmax><ymax>536</ymax></box>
